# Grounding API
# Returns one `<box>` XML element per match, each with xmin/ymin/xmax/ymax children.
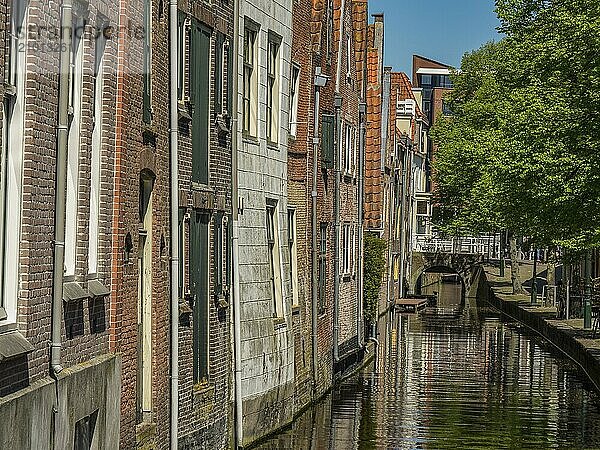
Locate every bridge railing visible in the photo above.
<box><xmin>413</xmin><ymin>235</ymin><xmax>500</xmax><ymax>256</ymax></box>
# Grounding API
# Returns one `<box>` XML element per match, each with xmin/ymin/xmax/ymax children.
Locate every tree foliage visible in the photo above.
<box><xmin>363</xmin><ymin>233</ymin><xmax>386</xmax><ymax>325</ymax></box>
<box><xmin>431</xmin><ymin>0</ymin><xmax>600</xmax><ymax>249</ymax></box>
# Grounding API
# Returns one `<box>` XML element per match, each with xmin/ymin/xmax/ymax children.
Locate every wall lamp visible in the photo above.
<box><xmin>314</xmin><ymin>67</ymin><xmax>330</xmax><ymax>87</ymax></box>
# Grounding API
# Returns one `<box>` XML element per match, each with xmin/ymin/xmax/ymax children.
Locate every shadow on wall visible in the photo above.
<box><xmin>0</xmin><ymin>355</ymin><xmax>30</xmax><ymax>397</ymax></box>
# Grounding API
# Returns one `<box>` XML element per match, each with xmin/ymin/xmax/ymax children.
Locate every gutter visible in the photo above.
<box><xmin>51</xmin><ymin>0</ymin><xmax>73</xmax><ymax>378</ymax></box>
<box><xmin>169</xmin><ymin>0</ymin><xmax>180</xmax><ymax>447</ymax></box>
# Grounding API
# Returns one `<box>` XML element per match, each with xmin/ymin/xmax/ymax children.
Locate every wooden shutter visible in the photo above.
<box><xmin>190</xmin><ymin>22</ymin><xmax>211</xmax><ymax>185</ymax></box>
<box><xmin>321</xmin><ymin>114</ymin><xmax>335</xmax><ymax>169</ymax></box>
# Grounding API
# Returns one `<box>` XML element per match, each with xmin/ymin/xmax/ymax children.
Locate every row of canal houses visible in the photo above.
<box><xmin>0</xmin><ymin>0</ymin><xmax>436</xmax><ymax>448</ymax></box>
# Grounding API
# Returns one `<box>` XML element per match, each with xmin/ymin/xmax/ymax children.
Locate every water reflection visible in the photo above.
<box><xmin>257</xmin><ymin>288</ymin><xmax>600</xmax><ymax>449</ymax></box>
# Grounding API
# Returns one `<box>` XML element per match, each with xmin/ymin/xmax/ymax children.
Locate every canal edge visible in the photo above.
<box><xmin>477</xmin><ymin>266</ymin><xmax>600</xmax><ymax>393</ymax></box>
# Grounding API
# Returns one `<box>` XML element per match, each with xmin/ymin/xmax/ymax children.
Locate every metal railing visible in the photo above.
<box><xmin>413</xmin><ymin>235</ymin><xmax>500</xmax><ymax>256</ymax></box>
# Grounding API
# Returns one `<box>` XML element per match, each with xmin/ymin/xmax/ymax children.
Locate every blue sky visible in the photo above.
<box><xmin>368</xmin><ymin>0</ymin><xmax>502</xmax><ymax>76</ymax></box>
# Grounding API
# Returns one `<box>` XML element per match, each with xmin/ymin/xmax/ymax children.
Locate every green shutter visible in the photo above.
<box><xmin>321</xmin><ymin>114</ymin><xmax>335</xmax><ymax>169</ymax></box>
<box><xmin>190</xmin><ymin>210</ymin><xmax>210</xmax><ymax>383</ymax></box>
<box><xmin>190</xmin><ymin>22</ymin><xmax>211</xmax><ymax>185</ymax></box>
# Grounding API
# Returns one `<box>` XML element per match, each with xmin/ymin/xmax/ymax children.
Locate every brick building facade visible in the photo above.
<box><xmin>0</xmin><ymin>1</ymin><xmax>121</xmax><ymax>448</ymax></box>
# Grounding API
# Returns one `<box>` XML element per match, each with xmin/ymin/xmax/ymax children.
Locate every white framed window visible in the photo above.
<box><xmin>342</xmin><ymin>223</ymin><xmax>351</xmax><ymax>276</ymax></box>
<box><xmin>346</xmin><ymin>34</ymin><xmax>352</xmax><ymax>83</ymax></box>
<box><xmin>289</xmin><ymin>64</ymin><xmax>300</xmax><ymax>138</ymax></box>
<box><xmin>266</xmin><ymin>32</ymin><xmax>281</xmax><ymax>144</ymax></box>
<box><xmin>0</xmin><ymin>1</ymin><xmax>28</xmax><ymax>322</ymax></box>
<box><xmin>416</xmin><ymin>200</ymin><xmax>430</xmax><ymax>236</ymax></box>
<box><xmin>65</xmin><ymin>10</ymin><xmax>86</xmax><ymax>277</ymax></box>
<box><xmin>288</xmin><ymin>208</ymin><xmax>298</xmax><ymax>306</ymax></box>
<box><xmin>343</xmin><ymin>122</ymin><xmax>354</xmax><ymax>175</ymax></box>
<box><xmin>243</xmin><ymin>21</ymin><xmax>258</xmax><ymax>136</ymax></box>
<box><xmin>88</xmin><ymin>16</ymin><xmax>108</xmax><ymax>276</ymax></box>
<box><xmin>266</xmin><ymin>200</ymin><xmax>284</xmax><ymax>318</ymax></box>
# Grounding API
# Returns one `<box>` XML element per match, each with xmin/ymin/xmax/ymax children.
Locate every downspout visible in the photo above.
<box><xmin>333</xmin><ymin>0</ymin><xmax>345</xmax><ymax>365</ymax></box>
<box><xmin>231</xmin><ymin>0</ymin><xmax>244</xmax><ymax>446</ymax></box>
<box><xmin>51</xmin><ymin>0</ymin><xmax>73</xmax><ymax>377</ymax></box>
<box><xmin>168</xmin><ymin>0</ymin><xmax>180</xmax><ymax>447</ymax></box>
<box><xmin>311</xmin><ymin>66</ymin><xmax>326</xmax><ymax>393</ymax></box>
<box><xmin>356</xmin><ymin>102</ymin><xmax>366</xmax><ymax>347</ymax></box>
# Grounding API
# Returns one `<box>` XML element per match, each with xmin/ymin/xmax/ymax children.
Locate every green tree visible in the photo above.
<box><xmin>431</xmin><ymin>0</ymin><xmax>600</xmax><ymax>292</ymax></box>
<box><xmin>363</xmin><ymin>233</ymin><xmax>386</xmax><ymax>326</ymax></box>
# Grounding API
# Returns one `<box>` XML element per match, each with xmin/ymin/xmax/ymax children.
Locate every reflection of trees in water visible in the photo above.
<box><xmin>257</xmin><ymin>299</ymin><xmax>600</xmax><ymax>449</ymax></box>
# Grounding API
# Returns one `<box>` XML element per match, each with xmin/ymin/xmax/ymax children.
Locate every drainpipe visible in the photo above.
<box><xmin>51</xmin><ymin>0</ymin><xmax>73</xmax><ymax>378</ymax></box>
<box><xmin>333</xmin><ymin>94</ymin><xmax>342</xmax><ymax>363</ymax></box>
<box><xmin>231</xmin><ymin>0</ymin><xmax>244</xmax><ymax>446</ymax></box>
<box><xmin>168</xmin><ymin>0</ymin><xmax>180</xmax><ymax>447</ymax></box>
<box><xmin>356</xmin><ymin>103</ymin><xmax>366</xmax><ymax>347</ymax></box>
<box><xmin>312</xmin><ymin>67</ymin><xmax>329</xmax><ymax>393</ymax></box>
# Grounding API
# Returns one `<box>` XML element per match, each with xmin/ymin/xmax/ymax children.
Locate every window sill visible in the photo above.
<box><xmin>291</xmin><ymin>305</ymin><xmax>301</xmax><ymax>316</ymax></box>
<box><xmin>242</xmin><ymin>134</ymin><xmax>259</xmax><ymax>145</ymax></box>
<box><xmin>267</xmin><ymin>140</ymin><xmax>279</xmax><ymax>151</ymax></box>
<box><xmin>193</xmin><ymin>382</ymin><xmax>214</xmax><ymax>396</ymax></box>
<box><xmin>0</xmin><ymin>328</ymin><xmax>34</xmax><ymax>362</ymax></box>
<box><xmin>342</xmin><ymin>273</ymin><xmax>352</xmax><ymax>282</ymax></box>
<box><xmin>273</xmin><ymin>317</ymin><xmax>286</xmax><ymax>329</ymax></box>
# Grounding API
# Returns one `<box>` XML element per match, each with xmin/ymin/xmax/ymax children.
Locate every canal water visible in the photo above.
<box><xmin>257</xmin><ymin>280</ymin><xmax>600</xmax><ymax>449</ymax></box>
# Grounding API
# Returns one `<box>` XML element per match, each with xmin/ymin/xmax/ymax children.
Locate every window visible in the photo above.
<box><xmin>65</xmin><ymin>11</ymin><xmax>86</xmax><ymax>277</ymax></box>
<box><xmin>416</xmin><ymin>200</ymin><xmax>429</xmax><ymax>236</ymax></box>
<box><xmin>0</xmin><ymin>1</ymin><xmax>27</xmax><ymax>322</ymax></box>
<box><xmin>143</xmin><ymin>0</ymin><xmax>152</xmax><ymax>123</ymax></box>
<box><xmin>321</xmin><ymin>114</ymin><xmax>335</xmax><ymax>169</ymax></box>
<box><xmin>88</xmin><ymin>16</ymin><xmax>108</xmax><ymax>276</ymax></box>
<box><xmin>346</xmin><ymin>34</ymin><xmax>352</xmax><ymax>83</ymax></box>
<box><xmin>288</xmin><ymin>208</ymin><xmax>298</xmax><ymax>306</ymax></box>
<box><xmin>178</xmin><ymin>209</ymin><xmax>186</xmax><ymax>298</ymax></box>
<box><xmin>343</xmin><ymin>122</ymin><xmax>354</xmax><ymax>174</ymax></box>
<box><xmin>318</xmin><ymin>223</ymin><xmax>327</xmax><ymax>313</ymax></box>
<box><xmin>6</xmin><ymin>0</ymin><xmax>26</xmax><ymax>89</ymax></box>
<box><xmin>214</xmin><ymin>213</ymin><xmax>227</xmax><ymax>299</ymax></box>
<box><xmin>243</xmin><ymin>24</ymin><xmax>257</xmax><ymax>135</ymax></box>
<box><xmin>442</xmin><ymin>99</ymin><xmax>453</xmax><ymax>116</ymax></box>
<box><xmin>420</xmin><ymin>74</ymin><xmax>432</xmax><ymax>86</ymax></box>
<box><xmin>177</xmin><ymin>11</ymin><xmax>188</xmax><ymax>102</ymax></box>
<box><xmin>326</xmin><ymin>0</ymin><xmax>333</xmax><ymax>63</ymax></box>
<box><xmin>214</xmin><ymin>33</ymin><xmax>226</xmax><ymax>115</ymax></box>
<box><xmin>266</xmin><ymin>34</ymin><xmax>280</xmax><ymax>143</ymax></box>
<box><xmin>266</xmin><ymin>201</ymin><xmax>283</xmax><ymax>317</ymax></box>
<box><xmin>289</xmin><ymin>64</ymin><xmax>300</xmax><ymax>137</ymax></box>
<box><xmin>342</xmin><ymin>223</ymin><xmax>351</xmax><ymax>276</ymax></box>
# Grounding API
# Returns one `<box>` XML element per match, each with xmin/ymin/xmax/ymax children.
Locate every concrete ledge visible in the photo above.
<box><xmin>478</xmin><ymin>267</ymin><xmax>600</xmax><ymax>391</ymax></box>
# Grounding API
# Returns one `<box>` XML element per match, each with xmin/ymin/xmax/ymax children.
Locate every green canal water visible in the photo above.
<box><xmin>257</xmin><ymin>282</ymin><xmax>600</xmax><ymax>449</ymax></box>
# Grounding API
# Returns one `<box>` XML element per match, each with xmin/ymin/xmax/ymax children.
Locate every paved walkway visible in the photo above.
<box><xmin>482</xmin><ymin>263</ymin><xmax>600</xmax><ymax>388</ymax></box>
